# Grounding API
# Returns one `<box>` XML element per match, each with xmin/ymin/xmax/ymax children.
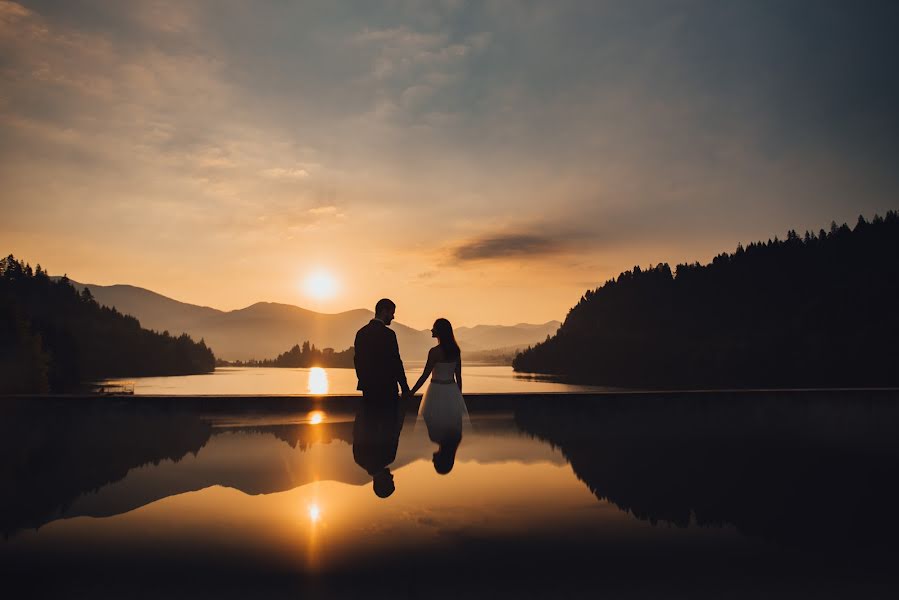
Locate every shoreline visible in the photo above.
<box><xmin>2</xmin><ymin>387</ymin><xmax>898</xmax><ymax>414</ymax></box>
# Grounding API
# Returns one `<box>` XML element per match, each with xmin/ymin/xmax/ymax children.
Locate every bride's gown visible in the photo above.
<box><xmin>418</xmin><ymin>360</ymin><xmax>469</xmax><ymax>443</ymax></box>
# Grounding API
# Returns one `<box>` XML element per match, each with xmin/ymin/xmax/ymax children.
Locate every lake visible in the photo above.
<box><xmin>3</xmin><ymin>390</ymin><xmax>899</xmax><ymax>598</ymax></box>
<box><xmin>100</xmin><ymin>364</ymin><xmax>611</xmax><ymax>395</ymax></box>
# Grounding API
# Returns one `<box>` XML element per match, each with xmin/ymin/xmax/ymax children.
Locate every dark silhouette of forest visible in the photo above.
<box><xmin>513</xmin><ymin>391</ymin><xmax>899</xmax><ymax>552</ymax></box>
<box><xmin>0</xmin><ymin>402</ymin><xmax>213</xmax><ymax>536</ymax></box>
<box><xmin>217</xmin><ymin>340</ymin><xmax>354</xmax><ymax>368</ymax></box>
<box><xmin>514</xmin><ymin>212</ymin><xmax>899</xmax><ymax>388</ymax></box>
<box><xmin>0</xmin><ymin>255</ymin><xmax>216</xmax><ymax>393</ymax></box>
<box><xmin>0</xmin><ymin>399</ymin><xmax>360</xmax><ymax>536</ymax></box>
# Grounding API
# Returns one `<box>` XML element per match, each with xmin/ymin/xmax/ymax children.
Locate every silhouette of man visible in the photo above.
<box><xmin>352</xmin><ymin>298</ymin><xmax>410</xmax><ymax>497</ymax></box>
<box><xmin>354</xmin><ymin>298</ymin><xmax>411</xmax><ymax>402</ymax></box>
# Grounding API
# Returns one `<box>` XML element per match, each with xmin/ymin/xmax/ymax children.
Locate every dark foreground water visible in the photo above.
<box><xmin>3</xmin><ymin>391</ymin><xmax>899</xmax><ymax>599</ymax></box>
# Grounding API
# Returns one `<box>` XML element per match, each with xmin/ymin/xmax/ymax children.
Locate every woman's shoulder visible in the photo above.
<box><xmin>429</xmin><ymin>345</ymin><xmax>455</xmax><ymax>362</ymax></box>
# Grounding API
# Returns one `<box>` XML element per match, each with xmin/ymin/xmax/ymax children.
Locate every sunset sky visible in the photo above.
<box><xmin>2</xmin><ymin>1</ymin><xmax>898</xmax><ymax>328</ymax></box>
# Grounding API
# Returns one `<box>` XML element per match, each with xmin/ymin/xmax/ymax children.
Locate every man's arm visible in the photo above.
<box><xmin>353</xmin><ymin>331</ymin><xmax>361</xmax><ymax>378</ymax></box>
<box><xmin>389</xmin><ymin>331</ymin><xmax>410</xmax><ymax>394</ymax></box>
<box><xmin>354</xmin><ymin>329</ymin><xmax>367</xmax><ymax>390</ymax></box>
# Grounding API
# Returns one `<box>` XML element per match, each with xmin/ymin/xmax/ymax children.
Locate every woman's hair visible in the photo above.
<box><xmin>433</xmin><ymin>318</ymin><xmax>461</xmax><ymax>360</ymax></box>
<box><xmin>433</xmin><ymin>441</ymin><xmax>460</xmax><ymax>475</ymax></box>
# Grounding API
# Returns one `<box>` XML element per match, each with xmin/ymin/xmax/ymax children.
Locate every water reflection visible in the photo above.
<box><xmin>421</xmin><ymin>400</ymin><xmax>466</xmax><ymax>475</ymax></box>
<box><xmin>4</xmin><ymin>391</ymin><xmax>899</xmax><ymax>596</ymax></box>
<box><xmin>352</xmin><ymin>398</ymin><xmax>405</xmax><ymax>498</ymax></box>
<box><xmin>102</xmin><ymin>365</ymin><xmax>610</xmax><ymax>395</ymax></box>
<box><xmin>307</xmin><ymin>366</ymin><xmax>329</xmax><ymax>394</ymax></box>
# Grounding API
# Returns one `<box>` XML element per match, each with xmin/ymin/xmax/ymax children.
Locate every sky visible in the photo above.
<box><xmin>2</xmin><ymin>0</ymin><xmax>898</xmax><ymax>328</ymax></box>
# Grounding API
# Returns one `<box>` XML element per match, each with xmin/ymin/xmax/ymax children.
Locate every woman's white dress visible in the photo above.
<box><xmin>418</xmin><ymin>360</ymin><xmax>469</xmax><ymax>442</ymax></box>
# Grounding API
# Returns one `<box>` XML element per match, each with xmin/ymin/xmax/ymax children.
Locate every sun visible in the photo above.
<box><xmin>303</xmin><ymin>270</ymin><xmax>338</xmax><ymax>301</ymax></box>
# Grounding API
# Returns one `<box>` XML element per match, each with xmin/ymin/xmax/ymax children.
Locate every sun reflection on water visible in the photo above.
<box><xmin>308</xmin><ymin>410</ymin><xmax>326</xmax><ymax>425</ymax></box>
<box><xmin>307</xmin><ymin>367</ymin><xmax>329</xmax><ymax>394</ymax></box>
<box><xmin>308</xmin><ymin>503</ymin><xmax>321</xmax><ymax>523</ymax></box>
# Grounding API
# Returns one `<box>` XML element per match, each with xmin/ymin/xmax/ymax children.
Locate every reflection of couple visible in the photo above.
<box><xmin>352</xmin><ymin>298</ymin><xmax>468</xmax><ymax>496</ymax></box>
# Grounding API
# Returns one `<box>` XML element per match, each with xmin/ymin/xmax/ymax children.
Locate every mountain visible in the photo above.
<box><xmin>66</xmin><ymin>282</ymin><xmax>558</xmax><ymax>362</ymax></box>
<box><xmin>1</xmin><ymin>258</ymin><xmax>214</xmax><ymax>393</ymax></box>
<box><xmin>455</xmin><ymin>322</ymin><xmax>560</xmax><ymax>351</ymax></box>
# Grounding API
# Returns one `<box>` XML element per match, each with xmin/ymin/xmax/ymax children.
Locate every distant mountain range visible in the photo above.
<box><xmin>66</xmin><ymin>280</ymin><xmax>560</xmax><ymax>362</ymax></box>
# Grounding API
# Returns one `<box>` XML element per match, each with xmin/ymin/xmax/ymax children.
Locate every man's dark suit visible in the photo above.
<box><xmin>354</xmin><ymin>319</ymin><xmax>410</xmax><ymax>396</ymax></box>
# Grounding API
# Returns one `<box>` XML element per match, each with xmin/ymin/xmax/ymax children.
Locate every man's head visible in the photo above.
<box><xmin>374</xmin><ymin>298</ymin><xmax>396</xmax><ymax>325</ymax></box>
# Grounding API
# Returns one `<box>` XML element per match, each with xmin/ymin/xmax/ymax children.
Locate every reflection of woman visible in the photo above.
<box><xmin>431</xmin><ymin>436</ymin><xmax>461</xmax><ymax>475</ymax></box>
<box><xmin>410</xmin><ymin>318</ymin><xmax>468</xmax><ymax>473</ymax></box>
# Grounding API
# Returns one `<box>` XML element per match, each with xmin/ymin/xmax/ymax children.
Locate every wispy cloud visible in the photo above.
<box><xmin>451</xmin><ymin>233</ymin><xmax>565</xmax><ymax>262</ymax></box>
<box><xmin>261</xmin><ymin>167</ymin><xmax>309</xmax><ymax>179</ymax></box>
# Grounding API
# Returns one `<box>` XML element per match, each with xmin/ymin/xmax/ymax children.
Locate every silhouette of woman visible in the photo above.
<box><xmin>410</xmin><ymin>318</ymin><xmax>468</xmax><ymax>473</ymax></box>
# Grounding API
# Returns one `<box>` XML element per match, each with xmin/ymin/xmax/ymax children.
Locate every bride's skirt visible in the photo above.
<box><xmin>418</xmin><ymin>382</ymin><xmax>469</xmax><ymax>443</ymax></box>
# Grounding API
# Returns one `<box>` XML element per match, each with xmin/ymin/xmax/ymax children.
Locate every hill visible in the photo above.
<box><xmin>1</xmin><ymin>255</ymin><xmax>215</xmax><ymax>393</ymax></box>
<box><xmin>455</xmin><ymin>321</ymin><xmax>560</xmax><ymax>351</ymax></box>
<box><xmin>513</xmin><ymin>212</ymin><xmax>899</xmax><ymax>388</ymax></box>
<box><xmin>67</xmin><ymin>282</ymin><xmax>558</xmax><ymax>362</ymax></box>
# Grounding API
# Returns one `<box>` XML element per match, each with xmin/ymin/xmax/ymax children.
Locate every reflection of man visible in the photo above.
<box><xmin>352</xmin><ymin>298</ymin><xmax>410</xmax><ymax>497</ymax></box>
<box><xmin>353</xmin><ymin>298</ymin><xmax>411</xmax><ymax>401</ymax></box>
<box><xmin>353</xmin><ymin>400</ymin><xmax>404</xmax><ymax>497</ymax></box>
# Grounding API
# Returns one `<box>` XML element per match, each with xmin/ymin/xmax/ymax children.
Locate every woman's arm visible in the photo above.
<box><xmin>410</xmin><ymin>350</ymin><xmax>435</xmax><ymax>395</ymax></box>
<box><xmin>455</xmin><ymin>359</ymin><xmax>462</xmax><ymax>393</ymax></box>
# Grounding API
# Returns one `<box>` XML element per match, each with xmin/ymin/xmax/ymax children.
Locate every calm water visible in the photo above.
<box><xmin>3</xmin><ymin>391</ymin><xmax>899</xmax><ymax>598</ymax></box>
<box><xmin>101</xmin><ymin>364</ymin><xmax>609</xmax><ymax>395</ymax></box>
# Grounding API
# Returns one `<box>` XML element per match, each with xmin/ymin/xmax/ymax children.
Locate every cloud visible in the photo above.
<box><xmin>3</xmin><ymin>0</ymin><xmax>899</xmax><ymax>326</ymax></box>
<box><xmin>307</xmin><ymin>205</ymin><xmax>340</xmax><ymax>216</ymax></box>
<box><xmin>261</xmin><ymin>167</ymin><xmax>309</xmax><ymax>179</ymax></box>
<box><xmin>0</xmin><ymin>0</ymin><xmax>30</xmax><ymax>20</ymax></box>
<box><xmin>451</xmin><ymin>233</ymin><xmax>565</xmax><ymax>262</ymax></box>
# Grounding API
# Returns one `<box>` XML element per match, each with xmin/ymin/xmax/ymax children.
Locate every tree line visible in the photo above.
<box><xmin>513</xmin><ymin>211</ymin><xmax>899</xmax><ymax>388</ymax></box>
<box><xmin>217</xmin><ymin>340</ymin><xmax>354</xmax><ymax>368</ymax></box>
<box><xmin>1</xmin><ymin>255</ymin><xmax>216</xmax><ymax>393</ymax></box>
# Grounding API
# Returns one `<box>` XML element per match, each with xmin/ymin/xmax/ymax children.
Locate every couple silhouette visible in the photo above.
<box><xmin>352</xmin><ymin>298</ymin><xmax>469</xmax><ymax>497</ymax></box>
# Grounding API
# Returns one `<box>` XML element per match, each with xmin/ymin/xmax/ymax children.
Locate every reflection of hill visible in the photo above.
<box><xmin>0</xmin><ymin>403</ymin><xmax>212</xmax><ymax>536</ymax></box>
<box><xmin>1</xmin><ymin>399</ymin><xmax>564</xmax><ymax>536</ymax></box>
<box><xmin>60</xmin><ymin>415</ymin><xmax>558</xmax><ymax>522</ymax></box>
<box><xmin>514</xmin><ymin>392</ymin><xmax>899</xmax><ymax>550</ymax></box>
<box><xmin>65</xmin><ymin>424</ymin><xmax>367</xmax><ymax>519</ymax></box>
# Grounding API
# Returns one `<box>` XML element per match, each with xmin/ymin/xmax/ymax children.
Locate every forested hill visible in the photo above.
<box><xmin>218</xmin><ymin>341</ymin><xmax>355</xmax><ymax>368</ymax></box>
<box><xmin>1</xmin><ymin>255</ymin><xmax>215</xmax><ymax>393</ymax></box>
<box><xmin>513</xmin><ymin>212</ymin><xmax>899</xmax><ymax>389</ymax></box>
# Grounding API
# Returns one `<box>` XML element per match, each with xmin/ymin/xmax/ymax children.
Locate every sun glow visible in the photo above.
<box><xmin>303</xmin><ymin>270</ymin><xmax>338</xmax><ymax>301</ymax></box>
<box><xmin>308</xmin><ymin>504</ymin><xmax>321</xmax><ymax>523</ymax></box>
<box><xmin>308</xmin><ymin>410</ymin><xmax>326</xmax><ymax>425</ymax></box>
<box><xmin>307</xmin><ymin>368</ymin><xmax>329</xmax><ymax>395</ymax></box>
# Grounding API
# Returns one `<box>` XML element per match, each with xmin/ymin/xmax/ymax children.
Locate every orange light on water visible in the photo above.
<box><xmin>308</xmin><ymin>410</ymin><xmax>326</xmax><ymax>425</ymax></box>
<box><xmin>308</xmin><ymin>504</ymin><xmax>321</xmax><ymax>523</ymax></box>
<box><xmin>307</xmin><ymin>367</ymin><xmax>329</xmax><ymax>394</ymax></box>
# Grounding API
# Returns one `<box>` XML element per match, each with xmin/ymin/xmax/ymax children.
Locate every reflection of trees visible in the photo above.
<box><xmin>1</xmin><ymin>401</ymin><xmax>387</xmax><ymax>536</ymax></box>
<box><xmin>515</xmin><ymin>391</ymin><xmax>899</xmax><ymax>550</ymax></box>
<box><xmin>0</xmin><ymin>403</ymin><xmax>212</xmax><ymax>537</ymax></box>
<box><xmin>234</xmin><ymin>421</ymin><xmax>354</xmax><ymax>450</ymax></box>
